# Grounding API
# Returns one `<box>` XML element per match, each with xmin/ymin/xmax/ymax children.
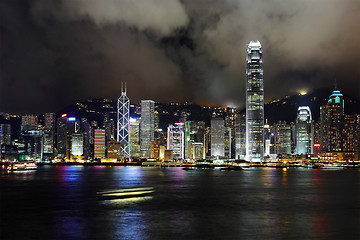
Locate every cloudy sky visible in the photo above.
<box><xmin>1</xmin><ymin>0</ymin><xmax>359</xmax><ymax>113</ymax></box>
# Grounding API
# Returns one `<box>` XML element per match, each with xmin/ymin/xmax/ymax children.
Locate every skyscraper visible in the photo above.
<box><xmin>167</xmin><ymin>123</ymin><xmax>185</xmax><ymax>160</ymax></box>
<box><xmin>57</xmin><ymin>117</ymin><xmax>67</xmax><ymax>157</ymax></box>
<box><xmin>140</xmin><ymin>100</ymin><xmax>155</xmax><ymax>158</ymax></box>
<box><xmin>320</xmin><ymin>89</ymin><xmax>344</xmax><ymax>152</ymax></box>
<box><xmin>246</xmin><ymin>40</ymin><xmax>264</xmax><ymax>162</ymax></box>
<box><xmin>235</xmin><ymin>113</ymin><xmax>246</xmax><ymax>160</ymax></box>
<box><xmin>129</xmin><ymin>117</ymin><xmax>141</xmax><ymax>158</ymax></box>
<box><xmin>211</xmin><ymin>118</ymin><xmax>225</xmax><ymax>157</ymax></box>
<box><xmin>274</xmin><ymin>121</ymin><xmax>292</xmax><ymax>155</ymax></box>
<box><xmin>94</xmin><ymin>129</ymin><xmax>106</xmax><ymax>159</ymax></box>
<box><xmin>117</xmin><ymin>83</ymin><xmax>130</xmax><ymax>159</ymax></box>
<box><xmin>295</xmin><ymin>106</ymin><xmax>313</xmax><ymax>154</ymax></box>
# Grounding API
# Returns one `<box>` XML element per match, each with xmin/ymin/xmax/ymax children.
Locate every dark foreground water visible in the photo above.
<box><xmin>1</xmin><ymin>166</ymin><xmax>359</xmax><ymax>240</ymax></box>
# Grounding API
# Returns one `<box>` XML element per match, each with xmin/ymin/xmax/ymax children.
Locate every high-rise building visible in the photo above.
<box><xmin>211</xmin><ymin>118</ymin><xmax>225</xmax><ymax>157</ymax></box>
<box><xmin>320</xmin><ymin>90</ymin><xmax>344</xmax><ymax>152</ymax></box>
<box><xmin>224</xmin><ymin>127</ymin><xmax>231</xmax><ymax>158</ymax></box>
<box><xmin>71</xmin><ymin>133</ymin><xmax>84</xmax><ymax>157</ymax></box>
<box><xmin>21</xmin><ymin>115</ymin><xmax>38</xmax><ymax>132</ymax></box>
<box><xmin>81</xmin><ymin>118</ymin><xmax>91</xmax><ymax>160</ymax></box>
<box><xmin>235</xmin><ymin>113</ymin><xmax>246</xmax><ymax>159</ymax></box>
<box><xmin>94</xmin><ymin>129</ymin><xmax>106</xmax><ymax>159</ymax></box>
<box><xmin>151</xmin><ymin>140</ymin><xmax>161</xmax><ymax>159</ymax></box>
<box><xmin>184</xmin><ymin>121</ymin><xmax>191</xmax><ymax>158</ymax></box>
<box><xmin>0</xmin><ymin>124</ymin><xmax>11</xmax><ymax>145</ymax></box>
<box><xmin>117</xmin><ymin>83</ymin><xmax>130</xmax><ymax>160</ymax></box>
<box><xmin>129</xmin><ymin>118</ymin><xmax>140</xmax><ymax>158</ymax></box>
<box><xmin>107</xmin><ymin>141</ymin><xmax>122</xmax><ymax>160</ymax></box>
<box><xmin>57</xmin><ymin>117</ymin><xmax>67</xmax><ymax>157</ymax></box>
<box><xmin>167</xmin><ymin>123</ymin><xmax>185</xmax><ymax>160</ymax></box>
<box><xmin>188</xmin><ymin>142</ymin><xmax>204</xmax><ymax>160</ymax></box>
<box><xmin>295</xmin><ymin>106</ymin><xmax>313</xmax><ymax>154</ymax></box>
<box><xmin>342</xmin><ymin>114</ymin><xmax>359</xmax><ymax>152</ymax></box>
<box><xmin>274</xmin><ymin>121</ymin><xmax>292</xmax><ymax>155</ymax></box>
<box><xmin>140</xmin><ymin>100</ymin><xmax>155</xmax><ymax>158</ymax></box>
<box><xmin>44</xmin><ymin>113</ymin><xmax>56</xmax><ymax>131</ymax></box>
<box><xmin>246</xmin><ymin>40</ymin><xmax>264</xmax><ymax>162</ymax></box>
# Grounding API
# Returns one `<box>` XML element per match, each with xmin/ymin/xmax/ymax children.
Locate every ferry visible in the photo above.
<box><xmin>97</xmin><ymin>187</ymin><xmax>155</xmax><ymax>199</ymax></box>
<box><xmin>7</xmin><ymin>161</ymin><xmax>38</xmax><ymax>171</ymax></box>
<box><xmin>220</xmin><ymin>165</ymin><xmax>243</xmax><ymax>171</ymax></box>
<box><xmin>318</xmin><ymin>164</ymin><xmax>344</xmax><ymax>170</ymax></box>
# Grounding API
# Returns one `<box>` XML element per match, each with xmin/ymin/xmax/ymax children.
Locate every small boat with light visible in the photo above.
<box><xmin>97</xmin><ymin>187</ymin><xmax>155</xmax><ymax>199</ymax></box>
<box><xmin>220</xmin><ymin>165</ymin><xmax>243</xmax><ymax>171</ymax></box>
<box><xmin>7</xmin><ymin>161</ymin><xmax>38</xmax><ymax>171</ymax></box>
<box><xmin>318</xmin><ymin>164</ymin><xmax>344</xmax><ymax>170</ymax></box>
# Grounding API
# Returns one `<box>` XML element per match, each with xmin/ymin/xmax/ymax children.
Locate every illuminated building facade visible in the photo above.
<box><xmin>295</xmin><ymin>106</ymin><xmax>313</xmax><ymax>154</ymax></box>
<box><xmin>211</xmin><ymin>118</ymin><xmax>225</xmax><ymax>157</ymax></box>
<box><xmin>117</xmin><ymin>83</ymin><xmax>130</xmax><ymax>160</ymax></box>
<box><xmin>0</xmin><ymin>124</ymin><xmax>11</xmax><ymax>145</ymax></box>
<box><xmin>140</xmin><ymin>100</ymin><xmax>155</xmax><ymax>158</ymax></box>
<box><xmin>320</xmin><ymin>90</ymin><xmax>344</xmax><ymax>152</ymax></box>
<box><xmin>151</xmin><ymin>140</ymin><xmax>161</xmax><ymax>159</ymax></box>
<box><xmin>129</xmin><ymin>118</ymin><xmax>140</xmax><ymax>158</ymax></box>
<box><xmin>94</xmin><ymin>129</ymin><xmax>106</xmax><ymax>159</ymax></box>
<box><xmin>167</xmin><ymin>123</ymin><xmax>184</xmax><ymax>160</ymax></box>
<box><xmin>246</xmin><ymin>40</ymin><xmax>264</xmax><ymax>161</ymax></box>
<box><xmin>274</xmin><ymin>121</ymin><xmax>292</xmax><ymax>155</ymax></box>
<box><xmin>224</xmin><ymin>127</ymin><xmax>231</xmax><ymax>158</ymax></box>
<box><xmin>235</xmin><ymin>113</ymin><xmax>246</xmax><ymax>159</ymax></box>
<box><xmin>188</xmin><ymin>142</ymin><xmax>204</xmax><ymax>160</ymax></box>
<box><xmin>71</xmin><ymin>133</ymin><xmax>84</xmax><ymax>157</ymax></box>
<box><xmin>107</xmin><ymin>141</ymin><xmax>122</xmax><ymax>160</ymax></box>
<box><xmin>57</xmin><ymin>117</ymin><xmax>67</xmax><ymax>157</ymax></box>
<box><xmin>44</xmin><ymin>113</ymin><xmax>55</xmax><ymax>131</ymax></box>
<box><xmin>21</xmin><ymin>115</ymin><xmax>38</xmax><ymax>132</ymax></box>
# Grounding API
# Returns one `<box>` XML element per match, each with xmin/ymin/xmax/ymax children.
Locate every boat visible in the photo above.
<box><xmin>97</xmin><ymin>187</ymin><xmax>155</xmax><ymax>199</ymax></box>
<box><xmin>182</xmin><ymin>166</ymin><xmax>195</xmax><ymax>170</ymax></box>
<box><xmin>220</xmin><ymin>165</ymin><xmax>243</xmax><ymax>171</ymax></box>
<box><xmin>7</xmin><ymin>161</ymin><xmax>38</xmax><ymax>171</ymax></box>
<box><xmin>318</xmin><ymin>164</ymin><xmax>344</xmax><ymax>170</ymax></box>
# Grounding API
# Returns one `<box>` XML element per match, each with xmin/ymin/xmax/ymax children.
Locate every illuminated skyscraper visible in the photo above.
<box><xmin>246</xmin><ymin>40</ymin><xmax>264</xmax><ymax>161</ymax></box>
<box><xmin>140</xmin><ymin>100</ymin><xmax>155</xmax><ymax>158</ymax></box>
<box><xmin>117</xmin><ymin>83</ymin><xmax>130</xmax><ymax>159</ymax></box>
<box><xmin>44</xmin><ymin>113</ymin><xmax>55</xmax><ymax>131</ymax></box>
<box><xmin>94</xmin><ymin>129</ymin><xmax>106</xmax><ymax>159</ymax></box>
<box><xmin>167</xmin><ymin>123</ymin><xmax>185</xmax><ymax>159</ymax></box>
<box><xmin>57</xmin><ymin>117</ymin><xmax>67</xmax><ymax>157</ymax></box>
<box><xmin>295</xmin><ymin>106</ymin><xmax>313</xmax><ymax>154</ymax></box>
<box><xmin>71</xmin><ymin>133</ymin><xmax>84</xmax><ymax>157</ymax></box>
<box><xmin>211</xmin><ymin>118</ymin><xmax>225</xmax><ymax>157</ymax></box>
<box><xmin>129</xmin><ymin>118</ymin><xmax>140</xmax><ymax>158</ymax></box>
<box><xmin>235</xmin><ymin>113</ymin><xmax>246</xmax><ymax>159</ymax></box>
<box><xmin>274</xmin><ymin>121</ymin><xmax>292</xmax><ymax>155</ymax></box>
<box><xmin>0</xmin><ymin>124</ymin><xmax>11</xmax><ymax>145</ymax></box>
<box><xmin>320</xmin><ymin>90</ymin><xmax>344</xmax><ymax>152</ymax></box>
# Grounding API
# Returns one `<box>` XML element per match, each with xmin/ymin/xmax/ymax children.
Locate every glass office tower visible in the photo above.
<box><xmin>140</xmin><ymin>100</ymin><xmax>155</xmax><ymax>158</ymax></box>
<box><xmin>246</xmin><ymin>40</ymin><xmax>264</xmax><ymax>162</ymax></box>
<box><xmin>295</xmin><ymin>106</ymin><xmax>313</xmax><ymax>154</ymax></box>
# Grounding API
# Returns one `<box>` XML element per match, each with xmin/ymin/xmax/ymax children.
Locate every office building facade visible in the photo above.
<box><xmin>246</xmin><ymin>40</ymin><xmax>264</xmax><ymax>161</ymax></box>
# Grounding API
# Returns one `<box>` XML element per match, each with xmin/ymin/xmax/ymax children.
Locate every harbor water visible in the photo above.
<box><xmin>1</xmin><ymin>166</ymin><xmax>359</xmax><ymax>239</ymax></box>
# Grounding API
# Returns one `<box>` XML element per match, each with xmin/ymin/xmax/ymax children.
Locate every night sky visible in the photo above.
<box><xmin>1</xmin><ymin>0</ymin><xmax>360</xmax><ymax>114</ymax></box>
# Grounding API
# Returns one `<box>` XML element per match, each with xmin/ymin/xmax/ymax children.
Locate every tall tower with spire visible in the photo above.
<box><xmin>246</xmin><ymin>40</ymin><xmax>264</xmax><ymax>162</ymax></box>
<box><xmin>117</xmin><ymin>82</ymin><xmax>130</xmax><ymax>160</ymax></box>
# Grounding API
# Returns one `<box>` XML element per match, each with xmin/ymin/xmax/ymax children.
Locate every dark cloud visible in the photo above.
<box><xmin>1</xmin><ymin>0</ymin><xmax>359</xmax><ymax>114</ymax></box>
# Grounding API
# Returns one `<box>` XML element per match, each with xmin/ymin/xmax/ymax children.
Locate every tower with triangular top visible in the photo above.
<box><xmin>117</xmin><ymin>82</ymin><xmax>130</xmax><ymax>160</ymax></box>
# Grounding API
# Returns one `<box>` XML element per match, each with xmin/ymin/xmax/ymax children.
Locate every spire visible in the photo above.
<box><xmin>334</xmin><ymin>79</ymin><xmax>338</xmax><ymax>90</ymax></box>
<box><xmin>121</xmin><ymin>82</ymin><xmax>127</xmax><ymax>96</ymax></box>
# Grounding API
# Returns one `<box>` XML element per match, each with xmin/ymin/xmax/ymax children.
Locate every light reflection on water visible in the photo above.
<box><xmin>0</xmin><ymin>166</ymin><xmax>359</xmax><ymax>240</ymax></box>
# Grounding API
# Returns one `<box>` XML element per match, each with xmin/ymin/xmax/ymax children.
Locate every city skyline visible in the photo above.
<box><xmin>1</xmin><ymin>0</ymin><xmax>360</xmax><ymax>114</ymax></box>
